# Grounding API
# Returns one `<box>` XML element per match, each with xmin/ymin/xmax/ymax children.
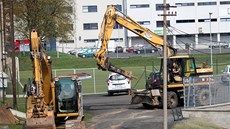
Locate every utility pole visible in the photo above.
<box><xmin>209</xmin><ymin>12</ymin><xmax>213</xmax><ymax>68</ymax></box>
<box><xmin>158</xmin><ymin>1</ymin><xmax>176</xmax><ymax>129</ymax></box>
<box><xmin>3</xmin><ymin>0</ymin><xmax>17</xmax><ymax>109</ymax></box>
<box><xmin>163</xmin><ymin>1</ymin><xmax>168</xmax><ymax>128</ymax></box>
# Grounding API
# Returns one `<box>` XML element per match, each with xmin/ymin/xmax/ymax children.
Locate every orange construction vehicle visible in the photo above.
<box><xmin>94</xmin><ymin>5</ymin><xmax>213</xmax><ymax>109</ymax></box>
<box><xmin>25</xmin><ymin>30</ymin><xmax>91</xmax><ymax>128</ymax></box>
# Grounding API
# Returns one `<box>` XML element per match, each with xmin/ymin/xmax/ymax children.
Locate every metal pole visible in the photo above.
<box><xmin>122</xmin><ymin>0</ymin><xmax>128</xmax><ymax>47</ymax></box>
<box><xmin>209</xmin><ymin>12</ymin><xmax>213</xmax><ymax>68</ymax></box>
<box><xmin>163</xmin><ymin>0</ymin><xmax>168</xmax><ymax>128</ymax></box>
<box><xmin>93</xmin><ymin>68</ymin><xmax>96</xmax><ymax>94</ymax></box>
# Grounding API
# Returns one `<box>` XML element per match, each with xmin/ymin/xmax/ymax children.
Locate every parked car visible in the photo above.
<box><xmin>78</xmin><ymin>48</ymin><xmax>97</xmax><ymax>58</ymax></box>
<box><xmin>114</xmin><ymin>46</ymin><xmax>124</xmax><ymax>53</ymax></box>
<box><xmin>126</xmin><ymin>46</ymin><xmax>135</xmax><ymax>53</ymax></box>
<box><xmin>107</xmin><ymin>73</ymin><xmax>131</xmax><ymax>96</ymax></box>
<box><xmin>67</xmin><ymin>49</ymin><xmax>76</xmax><ymax>55</ymax></box>
<box><xmin>209</xmin><ymin>42</ymin><xmax>229</xmax><ymax>48</ymax></box>
<box><xmin>133</xmin><ymin>45</ymin><xmax>160</xmax><ymax>54</ymax></box>
<box><xmin>221</xmin><ymin>65</ymin><xmax>230</xmax><ymax>85</ymax></box>
<box><xmin>126</xmin><ymin>44</ymin><xmax>145</xmax><ymax>53</ymax></box>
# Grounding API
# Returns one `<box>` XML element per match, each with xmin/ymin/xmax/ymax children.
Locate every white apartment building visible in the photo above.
<box><xmin>58</xmin><ymin>0</ymin><xmax>230</xmax><ymax>52</ymax></box>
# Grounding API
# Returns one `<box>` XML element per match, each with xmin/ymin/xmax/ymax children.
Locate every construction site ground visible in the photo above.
<box><xmin>0</xmin><ymin>94</ymin><xmax>228</xmax><ymax>129</ymax></box>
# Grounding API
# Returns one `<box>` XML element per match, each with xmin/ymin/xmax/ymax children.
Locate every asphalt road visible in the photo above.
<box><xmin>83</xmin><ymin>94</ymin><xmax>177</xmax><ymax>129</ymax></box>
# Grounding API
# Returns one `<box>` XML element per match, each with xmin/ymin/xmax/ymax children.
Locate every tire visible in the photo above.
<box><xmin>157</xmin><ymin>48</ymin><xmax>161</xmax><ymax>51</ymax></box>
<box><xmin>167</xmin><ymin>91</ymin><xmax>178</xmax><ymax>109</ymax></box>
<box><xmin>151</xmin><ymin>50</ymin><xmax>155</xmax><ymax>53</ymax></box>
<box><xmin>137</xmin><ymin>51</ymin><xmax>140</xmax><ymax>54</ymax></box>
<box><xmin>142</xmin><ymin>103</ymin><xmax>155</xmax><ymax>109</ymax></box>
<box><xmin>196</xmin><ymin>88</ymin><xmax>210</xmax><ymax>106</ymax></box>
<box><xmin>82</xmin><ymin>55</ymin><xmax>86</xmax><ymax>58</ymax></box>
<box><xmin>108</xmin><ymin>92</ymin><xmax>113</xmax><ymax>96</ymax></box>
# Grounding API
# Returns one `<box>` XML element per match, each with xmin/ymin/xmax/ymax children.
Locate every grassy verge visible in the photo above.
<box><xmin>172</xmin><ymin>118</ymin><xmax>223</xmax><ymax>129</ymax></box>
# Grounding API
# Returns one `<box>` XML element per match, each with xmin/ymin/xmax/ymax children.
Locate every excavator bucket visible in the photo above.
<box><xmin>26</xmin><ymin>117</ymin><xmax>55</xmax><ymax>129</ymax></box>
<box><xmin>26</xmin><ymin>111</ymin><xmax>56</xmax><ymax>129</ymax></box>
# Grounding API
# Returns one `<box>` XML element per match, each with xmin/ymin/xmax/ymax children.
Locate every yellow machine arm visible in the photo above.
<box><xmin>26</xmin><ymin>30</ymin><xmax>55</xmax><ymax>129</ymax></box>
<box><xmin>94</xmin><ymin>5</ymin><xmax>177</xmax><ymax>79</ymax></box>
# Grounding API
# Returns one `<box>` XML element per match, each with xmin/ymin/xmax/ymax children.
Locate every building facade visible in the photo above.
<box><xmin>58</xmin><ymin>0</ymin><xmax>230</xmax><ymax>53</ymax></box>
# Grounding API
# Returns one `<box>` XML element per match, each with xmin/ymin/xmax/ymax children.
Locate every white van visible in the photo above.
<box><xmin>107</xmin><ymin>73</ymin><xmax>131</xmax><ymax>96</ymax></box>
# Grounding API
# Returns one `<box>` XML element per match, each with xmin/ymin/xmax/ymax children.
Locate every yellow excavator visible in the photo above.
<box><xmin>94</xmin><ymin>5</ymin><xmax>213</xmax><ymax>109</ymax></box>
<box><xmin>25</xmin><ymin>30</ymin><xmax>91</xmax><ymax>129</ymax></box>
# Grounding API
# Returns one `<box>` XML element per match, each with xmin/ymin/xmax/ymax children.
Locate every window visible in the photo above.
<box><xmin>176</xmin><ymin>3</ymin><xmax>194</xmax><ymax>6</ymax></box>
<box><xmin>220</xmin><ymin>1</ymin><xmax>230</xmax><ymax>5</ymax></box>
<box><xmin>138</xmin><ymin>21</ymin><xmax>150</xmax><ymax>25</ymax></box>
<box><xmin>108</xmin><ymin>5</ymin><xmax>122</xmax><ymax>11</ymax></box>
<box><xmin>114</xmin><ymin>23</ymin><xmax>123</xmax><ymax>29</ymax></box>
<box><xmin>82</xmin><ymin>5</ymin><xmax>97</xmax><ymax>13</ymax></box>
<box><xmin>156</xmin><ymin>21</ymin><xmax>170</xmax><ymax>27</ymax></box>
<box><xmin>83</xmin><ymin>23</ymin><xmax>98</xmax><ymax>30</ymax></box>
<box><xmin>110</xmin><ymin>38</ymin><xmax>123</xmax><ymax>42</ymax></box>
<box><xmin>130</xmin><ymin>4</ymin><xmax>149</xmax><ymax>8</ymax></box>
<box><xmin>198</xmin><ymin>19</ymin><xmax>217</xmax><ymax>22</ymax></box>
<box><xmin>84</xmin><ymin>39</ymin><xmax>98</xmax><ymax>43</ymax></box>
<box><xmin>220</xmin><ymin>18</ymin><xmax>230</xmax><ymax>22</ymax></box>
<box><xmin>63</xmin><ymin>6</ymin><xmax>73</xmax><ymax>13</ymax></box>
<box><xmin>176</xmin><ymin>19</ymin><xmax>195</xmax><ymax>23</ymax></box>
<box><xmin>198</xmin><ymin>2</ymin><xmax>217</xmax><ymax>6</ymax></box>
<box><xmin>156</xmin><ymin>4</ymin><xmax>169</xmax><ymax>11</ymax></box>
<box><xmin>220</xmin><ymin>33</ymin><xmax>230</xmax><ymax>36</ymax></box>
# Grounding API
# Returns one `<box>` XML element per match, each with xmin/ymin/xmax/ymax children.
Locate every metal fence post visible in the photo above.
<box><xmin>208</xmin><ymin>76</ymin><xmax>212</xmax><ymax>105</ymax></box>
<box><xmin>54</xmin><ymin>70</ymin><xmax>57</xmax><ymax>77</ymax></box>
<box><xmin>93</xmin><ymin>68</ymin><xmax>96</xmax><ymax>94</ymax></box>
<box><xmin>183</xmin><ymin>82</ymin><xmax>186</xmax><ymax>109</ymax></box>
<box><xmin>74</xmin><ymin>69</ymin><xmax>76</xmax><ymax>74</ymax></box>
<box><xmin>193</xmin><ymin>85</ymin><xmax>196</xmax><ymax>108</ymax></box>
<box><xmin>187</xmin><ymin>77</ymin><xmax>191</xmax><ymax>108</ymax></box>
<box><xmin>213</xmin><ymin>75</ymin><xmax>216</xmax><ymax>104</ymax></box>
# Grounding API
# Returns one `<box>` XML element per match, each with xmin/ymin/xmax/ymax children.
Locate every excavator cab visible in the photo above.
<box><xmin>55</xmin><ymin>77</ymin><xmax>79</xmax><ymax>113</ymax></box>
<box><xmin>54</xmin><ymin>77</ymin><xmax>80</xmax><ymax>114</ymax></box>
<box><xmin>146</xmin><ymin>56</ymin><xmax>198</xmax><ymax>90</ymax></box>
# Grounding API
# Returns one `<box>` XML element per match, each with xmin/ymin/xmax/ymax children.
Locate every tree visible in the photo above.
<box><xmin>13</xmin><ymin>0</ymin><xmax>73</xmax><ymax>42</ymax></box>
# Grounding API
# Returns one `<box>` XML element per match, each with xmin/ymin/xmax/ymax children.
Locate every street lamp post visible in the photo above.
<box><xmin>209</xmin><ymin>12</ymin><xmax>213</xmax><ymax>68</ymax></box>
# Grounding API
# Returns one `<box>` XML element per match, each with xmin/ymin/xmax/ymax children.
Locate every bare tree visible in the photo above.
<box><xmin>14</xmin><ymin>0</ymin><xmax>73</xmax><ymax>41</ymax></box>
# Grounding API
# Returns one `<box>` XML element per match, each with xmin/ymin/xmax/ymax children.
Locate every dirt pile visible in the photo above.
<box><xmin>0</xmin><ymin>103</ymin><xmax>17</xmax><ymax>124</ymax></box>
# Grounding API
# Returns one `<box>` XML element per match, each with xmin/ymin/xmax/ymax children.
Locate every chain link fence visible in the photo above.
<box><xmin>52</xmin><ymin>67</ymin><xmax>150</xmax><ymax>95</ymax></box>
<box><xmin>183</xmin><ymin>74</ymin><xmax>230</xmax><ymax>108</ymax></box>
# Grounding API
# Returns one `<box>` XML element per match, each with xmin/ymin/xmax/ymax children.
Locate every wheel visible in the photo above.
<box><xmin>108</xmin><ymin>92</ymin><xmax>113</xmax><ymax>96</ymax></box>
<box><xmin>142</xmin><ymin>103</ymin><xmax>155</xmax><ymax>109</ymax></box>
<box><xmin>157</xmin><ymin>48</ymin><xmax>161</xmax><ymax>51</ymax></box>
<box><xmin>137</xmin><ymin>51</ymin><xmax>140</xmax><ymax>54</ymax></box>
<box><xmin>196</xmin><ymin>88</ymin><xmax>210</xmax><ymax>106</ymax></box>
<box><xmin>151</xmin><ymin>50</ymin><xmax>155</xmax><ymax>53</ymax></box>
<box><xmin>82</xmin><ymin>55</ymin><xmax>86</xmax><ymax>58</ymax></box>
<box><xmin>167</xmin><ymin>91</ymin><xmax>178</xmax><ymax>109</ymax></box>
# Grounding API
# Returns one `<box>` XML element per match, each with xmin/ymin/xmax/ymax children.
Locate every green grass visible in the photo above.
<box><xmin>6</xmin><ymin>51</ymin><xmax>230</xmax><ymax>95</ymax></box>
<box><xmin>0</xmin><ymin>124</ymin><xmax>23</xmax><ymax>129</ymax></box>
<box><xmin>14</xmin><ymin>51</ymin><xmax>230</xmax><ymax>73</ymax></box>
<box><xmin>172</xmin><ymin>118</ymin><xmax>223</xmax><ymax>129</ymax></box>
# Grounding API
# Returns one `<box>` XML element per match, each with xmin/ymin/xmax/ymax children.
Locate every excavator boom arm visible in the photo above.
<box><xmin>94</xmin><ymin>5</ymin><xmax>177</xmax><ymax>79</ymax></box>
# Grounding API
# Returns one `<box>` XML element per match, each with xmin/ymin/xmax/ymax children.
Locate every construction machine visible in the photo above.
<box><xmin>25</xmin><ymin>30</ymin><xmax>91</xmax><ymax>129</ymax></box>
<box><xmin>94</xmin><ymin>5</ymin><xmax>213</xmax><ymax>109</ymax></box>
